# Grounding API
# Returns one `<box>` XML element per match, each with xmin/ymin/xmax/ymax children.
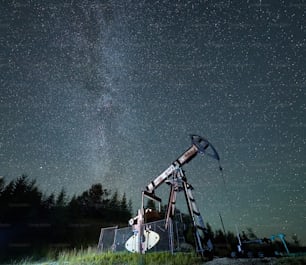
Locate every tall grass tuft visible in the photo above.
<box><xmin>57</xmin><ymin>249</ymin><xmax>143</xmax><ymax>265</ymax></box>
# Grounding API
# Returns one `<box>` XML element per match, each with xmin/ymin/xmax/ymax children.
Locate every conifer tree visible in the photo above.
<box><xmin>56</xmin><ymin>188</ymin><xmax>67</xmax><ymax>207</ymax></box>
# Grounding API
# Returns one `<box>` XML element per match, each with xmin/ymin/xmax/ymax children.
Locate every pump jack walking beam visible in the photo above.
<box><xmin>146</xmin><ymin>135</ymin><xmax>220</xmax><ymax>194</ymax></box>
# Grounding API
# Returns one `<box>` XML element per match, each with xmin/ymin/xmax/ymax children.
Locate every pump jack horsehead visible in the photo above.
<box><xmin>125</xmin><ymin>135</ymin><xmax>222</xmax><ymax>258</ymax></box>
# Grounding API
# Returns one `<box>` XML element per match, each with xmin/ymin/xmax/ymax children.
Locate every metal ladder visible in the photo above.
<box><xmin>165</xmin><ymin>168</ymin><xmax>213</xmax><ymax>255</ymax></box>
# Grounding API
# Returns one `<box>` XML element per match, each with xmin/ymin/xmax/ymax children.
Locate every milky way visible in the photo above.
<box><xmin>0</xmin><ymin>0</ymin><xmax>305</xmax><ymax>244</ymax></box>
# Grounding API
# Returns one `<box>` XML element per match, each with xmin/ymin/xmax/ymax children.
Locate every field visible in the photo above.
<box><xmin>6</xmin><ymin>250</ymin><xmax>306</xmax><ymax>265</ymax></box>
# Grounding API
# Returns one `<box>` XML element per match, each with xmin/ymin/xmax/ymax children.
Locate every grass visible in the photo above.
<box><xmin>8</xmin><ymin>249</ymin><xmax>204</xmax><ymax>265</ymax></box>
<box><xmin>6</xmin><ymin>249</ymin><xmax>306</xmax><ymax>265</ymax></box>
<box><xmin>57</xmin><ymin>251</ymin><xmax>203</xmax><ymax>265</ymax></box>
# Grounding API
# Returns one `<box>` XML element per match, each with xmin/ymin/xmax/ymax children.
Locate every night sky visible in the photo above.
<box><xmin>1</xmin><ymin>0</ymin><xmax>305</xmax><ymax>244</ymax></box>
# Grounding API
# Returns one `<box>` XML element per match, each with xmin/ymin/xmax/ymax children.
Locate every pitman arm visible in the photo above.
<box><xmin>145</xmin><ymin>135</ymin><xmax>219</xmax><ymax>193</ymax></box>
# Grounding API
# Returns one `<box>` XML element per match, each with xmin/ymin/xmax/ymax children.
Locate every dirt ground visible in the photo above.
<box><xmin>205</xmin><ymin>257</ymin><xmax>278</xmax><ymax>265</ymax></box>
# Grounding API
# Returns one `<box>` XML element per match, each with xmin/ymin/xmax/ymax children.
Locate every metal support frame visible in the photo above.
<box><xmin>127</xmin><ymin>135</ymin><xmax>220</xmax><ymax>257</ymax></box>
<box><xmin>164</xmin><ymin>168</ymin><xmax>213</xmax><ymax>255</ymax></box>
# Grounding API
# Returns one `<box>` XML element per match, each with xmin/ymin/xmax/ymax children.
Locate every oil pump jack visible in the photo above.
<box><xmin>125</xmin><ymin>135</ymin><xmax>222</xmax><ymax>258</ymax></box>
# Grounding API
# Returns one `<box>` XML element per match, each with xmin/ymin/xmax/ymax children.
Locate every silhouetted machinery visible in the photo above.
<box><xmin>125</xmin><ymin>135</ymin><xmax>221</xmax><ymax>258</ymax></box>
<box><xmin>231</xmin><ymin>231</ymin><xmax>291</xmax><ymax>258</ymax></box>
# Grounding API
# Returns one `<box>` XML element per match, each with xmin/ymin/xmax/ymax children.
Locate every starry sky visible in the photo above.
<box><xmin>1</xmin><ymin>0</ymin><xmax>305</xmax><ymax>244</ymax></box>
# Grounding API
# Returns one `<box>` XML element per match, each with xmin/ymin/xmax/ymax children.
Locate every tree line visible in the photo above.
<box><xmin>0</xmin><ymin>175</ymin><xmax>133</xmax><ymax>261</ymax></box>
<box><xmin>0</xmin><ymin>175</ymin><xmax>304</xmax><ymax>261</ymax></box>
